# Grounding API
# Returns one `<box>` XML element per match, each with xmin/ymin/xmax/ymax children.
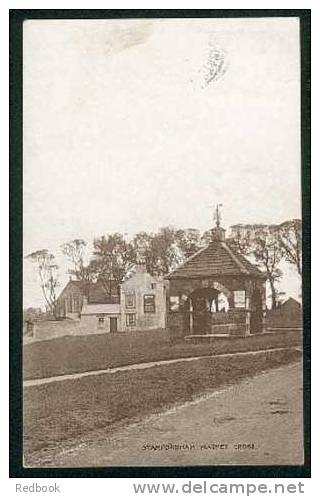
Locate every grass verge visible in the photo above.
<box><xmin>23</xmin><ymin>328</ymin><xmax>302</xmax><ymax>380</ymax></box>
<box><xmin>23</xmin><ymin>347</ymin><xmax>301</xmax><ymax>466</ymax></box>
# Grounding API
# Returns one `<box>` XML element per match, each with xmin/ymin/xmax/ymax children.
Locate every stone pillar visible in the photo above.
<box><xmin>245</xmin><ymin>295</ymin><xmax>251</xmax><ymax>336</ymax></box>
<box><xmin>261</xmin><ymin>281</ymin><xmax>267</xmax><ymax>333</ymax></box>
<box><xmin>244</xmin><ymin>281</ymin><xmax>252</xmax><ymax>336</ymax></box>
<box><xmin>228</xmin><ymin>292</ymin><xmax>235</xmax><ymax>310</ymax></box>
<box><xmin>214</xmin><ymin>295</ymin><xmax>219</xmax><ymax>312</ymax></box>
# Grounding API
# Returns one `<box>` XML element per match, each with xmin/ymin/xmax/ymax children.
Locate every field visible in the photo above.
<box><xmin>23</xmin><ymin>328</ymin><xmax>302</xmax><ymax>380</ymax></box>
<box><xmin>23</xmin><ymin>347</ymin><xmax>302</xmax><ymax>466</ymax></box>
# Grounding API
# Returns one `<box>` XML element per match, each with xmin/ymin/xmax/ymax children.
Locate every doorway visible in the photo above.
<box><xmin>110</xmin><ymin>317</ymin><xmax>118</xmax><ymax>333</ymax></box>
<box><xmin>189</xmin><ymin>288</ymin><xmax>220</xmax><ymax>335</ymax></box>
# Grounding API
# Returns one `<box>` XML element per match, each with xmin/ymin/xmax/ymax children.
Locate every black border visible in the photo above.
<box><xmin>10</xmin><ymin>9</ymin><xmax>311</xmax><ymax>479</ymax></box>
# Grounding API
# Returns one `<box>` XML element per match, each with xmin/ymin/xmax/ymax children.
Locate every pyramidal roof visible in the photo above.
<box><xmin>167</xmin><ymin>227</ymin><xmax>265</xmax><ymax>280</ymax></box>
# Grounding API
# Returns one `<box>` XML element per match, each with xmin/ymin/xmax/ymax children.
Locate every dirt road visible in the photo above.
<box><xmin>48</xmin><ymin>361</ymin><xmax>303</xmax><ymax>467</ymax></box>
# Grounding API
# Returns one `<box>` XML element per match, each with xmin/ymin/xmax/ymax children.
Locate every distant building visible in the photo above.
<box><xmin>23</xmin><ymin>307</ymin><xmax>48</xmax><ymax>337</ymax></box>
<box><xmin>55</xmin><ymin>279</ymin><xmax>119</xmax><ymax>320</ymax></box>
<box><xmin>278</xmin><ymin>297</ymin><xmax>301</xmax><ymax>314</ymax></box>
<box><xmin>266</xmin><ymin>297</ymin><xmax>302</xmax><ymax>329</ymax></box>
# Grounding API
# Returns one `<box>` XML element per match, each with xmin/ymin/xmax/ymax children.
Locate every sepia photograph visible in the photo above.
<box><xmin>13</xmin><ymin>11</ymin><xmax>309</xmax><ymax>473</ymax></box>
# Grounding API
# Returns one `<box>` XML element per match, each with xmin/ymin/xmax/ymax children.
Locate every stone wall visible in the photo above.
<box><xmin>32</xmin><ymin>319</ymin><xmax>81</xmax><ymax>341</ymax></box>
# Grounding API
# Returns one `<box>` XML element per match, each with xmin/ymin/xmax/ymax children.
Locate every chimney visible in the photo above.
<box><xmin>136</xmin><ymin>247</ymin><xmax>147</xmax><ymax>273</ymax></box>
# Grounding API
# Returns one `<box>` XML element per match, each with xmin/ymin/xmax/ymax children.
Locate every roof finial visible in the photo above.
<box><xmin>210</xmin><ymin>203</ymin><xmax>225</xmax><ymax>242</ymax></box>
<box><xmin>213</xmin><ymin>203</ymin><xmax>223</xmax><ymax>228</ymax></box>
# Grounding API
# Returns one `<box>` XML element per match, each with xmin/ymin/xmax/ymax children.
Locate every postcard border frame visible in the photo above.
<box><xmin>9</xmin><ymin>8</ymin><xmax>311</xmax><ymax>479</ymax></box>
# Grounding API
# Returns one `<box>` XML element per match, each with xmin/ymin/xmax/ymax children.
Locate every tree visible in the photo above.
<box><xmin>25</xmin><ymin>249</ymin><xmax>59</xmax><ymax>315</ymax></box>
<box><xmin>149</xmin><ymin>227</ymin><xmax>179</xmax><ymax>275</ymax></box>
<box><xmin>61</xmin><ymin>239</ymin><xmax>93</xmax><ymax>287</ymax></box>
<box><xmin>201</xmin><ymin>229</ymin><xmax>213</xmax><ymax>247</ymax></box>
<box><xmin>133</xmin><ymin>227</ymin><xmax>180</xmax><ymax>276</ymax></box>
<box><xmin>228</xmin><ymin>225</ymin><xmax>283</xmax><ymax>310</ymax></box>
<box><xmin>250</xmin><ymin>227</ymin><xmax>283</xmax><ymax>310</ymax></box>
<box><xmin>227</xmin><ymin>225</ymin><xmax>253</xmax><ymax>255</ymax></box>
<box><xmin>90</xmin><ymin>233</ymin><xmax>136</xmax><ymax>295</ymax></box>
<box><xmin>132</xmin><ymin>231</ymin><xmax>154</xmax><ymax>273</ymax></box>
<box><xmin>174</xmin><ymin>228</ymin><xmax>202</xmax><ymax>258</ymax></box>
<box><xmin>277</xmin><ymin>219</ymin><xmax>302</xmax><ymax>277</ymax></box>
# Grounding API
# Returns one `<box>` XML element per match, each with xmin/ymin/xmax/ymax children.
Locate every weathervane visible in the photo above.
<box><xmin>213</xmin><ymin>203</ymin><xmax>223</xmax><ymax>228</ymax></box>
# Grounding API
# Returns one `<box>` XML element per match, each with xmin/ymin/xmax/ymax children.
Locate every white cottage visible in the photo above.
<box><xmin>120</xmin><ymin>264</ymin><xmax>167</xmax><ymax>332</ymax></box>
<box><xmin>80</xmin><ymin>301</ymin><xmax>121</xmax><ymax>333</ymax></box>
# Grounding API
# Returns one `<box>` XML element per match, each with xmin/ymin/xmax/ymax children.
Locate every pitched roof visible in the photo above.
<box><xmin>280</xmin><ymin>297</ymin><xmax>301</xmax><ymax>309</ymax></box>
<box><xmin>167</xmin><ymin>240</ymin><xmax>265</xmax><ymax>279</ymax></box>
<box><xmin>58</xmin><ymin>280</ymin><xmax>120</xmax><ymax>304</ymax></box>
<box><xmin>88</xmin><ymin>280</ymin><xmax>119</xmax><ymax>304</ymax></box>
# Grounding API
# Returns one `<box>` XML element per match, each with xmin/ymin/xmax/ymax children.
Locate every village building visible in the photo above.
<box><xmin>55</xmin><ymin>263</ymin><xmax>166</xmax><ymax>334</ymax></box>
<box><xmin>120</xmin><ymin>262</ymin><xmax>166</xmax><ymax>332</ymax></box>
<box><xmin>266</xmin><ymin>297</ymin><xmax>302</xmax><ymax>329</ymax></box>
<box><xmin>166</xmin><ymin>218</ymin><xmax>267</xmax><ymax>340</ymax></box>
<box><xmin>55</xmin><ymin>279</ymin><xmax>119</xmax><ymax>320</ymax></box>
<box><xmin>80</xmin><ymin>300</ymin><xmax>121</xmax><ymax>333</ymax></box>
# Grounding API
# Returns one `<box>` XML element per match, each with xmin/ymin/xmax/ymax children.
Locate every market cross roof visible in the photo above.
<box><xmin>167</xmin><ymin>228</ymin><xmax>265</xmax><ymax>280</ymax></box>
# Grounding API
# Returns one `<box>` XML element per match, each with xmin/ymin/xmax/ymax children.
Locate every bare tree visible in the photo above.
<box><xmin>277</xmin><ymin>219</ymin><xmax>302</xmax><ymax>277</ymax></box>
<box><xmin>251</xmin><ymin>228</ymin><xmax>283</xmax><ymax>310</ymax></box>
<box><xmin>229</xmin><ymin>225</ymin><xmax>283</xmax><ymax>309</ymax></box>
<box><xmin>227</xmin><ymin>225</ymin><xmax>253</xmax><ymax>255</ymax></box>
<box><xmin>61</xmin><ymin>239</ymin><xmax>93</xmax><ymax>287</ymax></box>
<box><xmin>174</xmin><ymin>228</ymin><xmax>202</xmax><ymax>258</ymax></box>
<box><xmin>25</xmin><ymin>249</ymin><xmax>59</xmax><ymax>315</ymax></box>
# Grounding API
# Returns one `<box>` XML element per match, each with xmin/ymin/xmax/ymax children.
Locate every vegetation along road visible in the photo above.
<box><xmin>51</xmin><ymin>361</ymin><xmax>303</xmax><ymax>467</ymax></box>
<box><xmin>24</xmin><ymin>346</ymin><xmax>302</xmax><ymax>467</ymax></box>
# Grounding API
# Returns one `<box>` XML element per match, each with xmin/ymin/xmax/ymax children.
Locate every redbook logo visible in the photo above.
<box><xmin>16</xmin><ymin>483</ymin><xmax>60</xmax><ymax>493</ymax></box>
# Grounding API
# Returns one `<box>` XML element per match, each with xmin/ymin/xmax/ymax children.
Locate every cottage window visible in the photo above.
<box><xmin>151</xmin><ymin>283</ymin><xmax>156</xmax><ymax>290</ymax></box>
<box><xmin>126</xmin><ymin>313</ymin><xmax>136</xmax><ymax>326</ymax></box>
<box><xmin>144</xmin><ymin>295</ymin><xmax>156</xmax><ymax>313</ymax></box>
<box><xmin>234</xmin><ymin>290</ymin><xmax>246</xmax><ymax>308</ymax></box>
<box><xmin>125</xmin><ymin>292</ymin><xmax>135</xmax><ymax>308</ymax></box>
<box><xmin>97</xmin><ymin>316</ymin><xmax>105</xmax><ymax>329</ymax></box>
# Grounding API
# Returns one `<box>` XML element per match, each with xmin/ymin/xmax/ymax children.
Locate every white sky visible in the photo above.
<box><xmin>23</xmin><ymin>18</ymin><xmax>302</xmax><ymax>308</ymax></box>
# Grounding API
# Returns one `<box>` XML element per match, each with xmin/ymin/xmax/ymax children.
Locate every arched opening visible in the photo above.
<box><xmin>250</xmin><ymin>287</ymin><xmax>263</xmax><ymax>334</ymax></box>
<box><xmin>187</xmin><ymin>287</ymin><xmax>231</xmax><ymax>335</ymax></box>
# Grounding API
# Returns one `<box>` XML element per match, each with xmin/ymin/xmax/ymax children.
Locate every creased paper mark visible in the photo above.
<box><xmin>187</xmin><ymin>37</ymin><xmax>228</xmax><ymax>90</ymax></box>
<box><xmin>202</xmin><ymin>40</ymin><xmax>228</xmax><ymax>88</ymax></box>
